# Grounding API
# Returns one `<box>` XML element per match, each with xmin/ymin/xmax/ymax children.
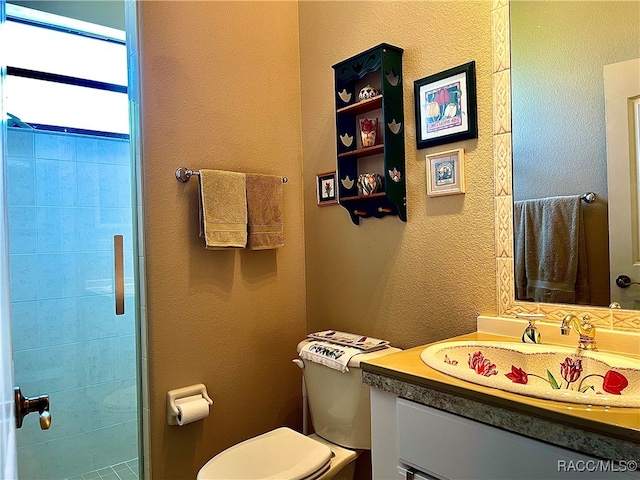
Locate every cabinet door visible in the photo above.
<box><xmin>371</xmin><ymin>388</ymin><xmax>401</xmax><ymax>479</ymax></box>
<box><xmin>397</xmin><ymin>399</ymin><xmax>636</xmax><ymax>480</ymax></box>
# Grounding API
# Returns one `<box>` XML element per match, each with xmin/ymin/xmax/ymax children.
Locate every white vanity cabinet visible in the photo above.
<box><xmin>370</xmin><ymin>389</ymin><xmax>637</xmax><ymax>480</ymax></box>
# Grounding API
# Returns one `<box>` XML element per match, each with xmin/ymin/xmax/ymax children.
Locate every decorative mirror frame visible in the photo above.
<box><xmin>491</xmin><ymin>0</ymin><xmax>640</xmax><ymax>331</ymax></box>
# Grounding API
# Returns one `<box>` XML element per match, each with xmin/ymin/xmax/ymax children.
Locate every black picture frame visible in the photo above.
<box><xmin>316</xmin><ymin>171</ymin><xmax>338</xmax><ymax>206</ymax></box>
<box><xmin>414</xmin><ymin>61</ymin><xmax>478</xmax><ymax>149</ymax></box>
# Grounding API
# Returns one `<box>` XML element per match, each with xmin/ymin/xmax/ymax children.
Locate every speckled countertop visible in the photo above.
<box><xmin>361</xmin><ymin>332</ymin><xmax>640</xmax><ymax>461</ymax></box>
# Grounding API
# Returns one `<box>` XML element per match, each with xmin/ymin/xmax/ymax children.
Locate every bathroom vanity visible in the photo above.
<box><xmin>361</xmin><ymin>331</ymin><xmax>640</xmax><ymax>480</ymax></box>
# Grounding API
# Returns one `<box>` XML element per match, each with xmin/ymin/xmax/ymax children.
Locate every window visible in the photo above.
<box><xmin>4</xmin><ymin>4</ymin><xmax>128</xmax><ymax>137</ymax></box>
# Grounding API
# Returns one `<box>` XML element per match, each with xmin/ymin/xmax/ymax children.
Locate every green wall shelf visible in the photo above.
<box><xmin>332</xmin><ymin>43</ymin><xmax>406</xmax><ymax>225</ymax></box>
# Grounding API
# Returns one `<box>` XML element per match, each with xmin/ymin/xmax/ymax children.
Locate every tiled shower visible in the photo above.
<box><xmin>7</xmin><ymin>127</ymin><xmax>138</xmax><ymax>479</ymax></box>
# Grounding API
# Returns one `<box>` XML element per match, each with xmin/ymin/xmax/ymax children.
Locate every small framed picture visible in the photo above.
<box><xmin>316</xmin><ymin>171</ymin><xmax>338</xmax><ymax>206</ymax></box>
<box><xmin>426</xmin><ymin>148</ymin><xmax>465</xmax><ymax>197</ymax></box>
<box><xmin>414</xmin><ymin>61</ymin><xmax>478</xmax><ymax>149</ymax></box>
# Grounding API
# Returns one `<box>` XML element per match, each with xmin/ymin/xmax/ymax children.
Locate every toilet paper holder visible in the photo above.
<box><xmin>167</xmin><ymin>383</ymin><xmax>214</xmax><ymax>426</ymax></box>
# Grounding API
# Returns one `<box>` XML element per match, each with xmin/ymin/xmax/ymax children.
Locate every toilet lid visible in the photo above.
<box><xmin>197</xmin><ymin>427</ymin><xmax>332</xmax><ymax>480</ymax></box>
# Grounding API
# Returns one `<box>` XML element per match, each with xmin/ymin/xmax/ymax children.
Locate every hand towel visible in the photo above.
<box><xmin>198</xmin><ymin>169</ymin><xmax>247</xmax><ymax>249</ymax></box>
<box><xmin>299</xmin><ymin>341</ymin><xmax>362</xmax><ymax>373</ymax></box>
<box><xmin>515</xmin><ymin>195</ymin><xmax>589</xmax><ymax>304</ymax></box>
<box><xmin>245</xmin><ymin>173</ymin><xmax>284</xmax><ymax>250</ymax></box>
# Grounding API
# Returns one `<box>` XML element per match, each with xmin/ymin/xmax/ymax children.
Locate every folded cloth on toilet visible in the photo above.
<box><xmin>307</xmin><ymin>330</ymin><xmax>390</xmax><ymax>351</ymax></box>
<box><xmin>299</xmin><ymin>341</ymin><xmax>363</xmax><ymax>373</ymax></box>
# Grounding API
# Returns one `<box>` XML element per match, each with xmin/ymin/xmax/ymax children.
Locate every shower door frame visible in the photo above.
<box><xmin>0</xmin><ymin>1</ymin><xmax>148</xmax><ymax>478</ymax></box>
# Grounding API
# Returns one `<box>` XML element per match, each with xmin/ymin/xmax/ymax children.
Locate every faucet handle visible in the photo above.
<box><xmin>516</xmin><ymin>313</ymin><xmax>546</xmax><ymax>323</ymax></box>
<box><xmin>517</xmin><ymin>313</ymin><xmax>545</xmax><ymax>344</ymax></box>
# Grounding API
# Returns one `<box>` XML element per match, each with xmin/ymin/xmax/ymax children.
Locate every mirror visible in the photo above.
<box><xmin>492</xmin><ymin>0</ymin><xmax>640</xmax><ymax>329</ymax></box>
<box><xmin>510</xmin><ymin>1</ymin><xmax>640</xmax><ymax>309</ymax></box>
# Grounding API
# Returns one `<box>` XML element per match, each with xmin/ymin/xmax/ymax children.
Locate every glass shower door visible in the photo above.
<box><xmin>7</xmin><ymin>128</ymin><xmax>138</xmax><ymax>479</ymax></box>
<box><xmin>6</xmin><ymin>127</ymin><xmax>140</xmax><ymax>480</ymax></box>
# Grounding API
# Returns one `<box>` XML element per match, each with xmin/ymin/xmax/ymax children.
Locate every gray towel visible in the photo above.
<box><xmin>514</xmin><ymin>196</ymin><xmax>589</xmax><ymax>304</ymax></box>
<box><xmin>514</xmin><ymin>201</ymin><xmax>527</xmax><ymax>300</ymax></box>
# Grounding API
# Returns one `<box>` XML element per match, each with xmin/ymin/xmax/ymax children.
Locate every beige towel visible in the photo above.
<box><xmin>514</xmin><ymin>195</ymin><xmax>589</xmax><ymax>304</ymax></box>
<box><xmin>198</xmin><ymin>169</ymin><xmax>247</xmax><ymax>249</ymax></box>
<box><xmin>245</xmin><ymin>173</ymin><xmax>284</xmax><ymax>250</ymax></box>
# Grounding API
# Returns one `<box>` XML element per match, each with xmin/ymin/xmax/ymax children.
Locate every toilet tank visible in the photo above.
<box><xmin>297</xmin><ymin>340</ymin><xmax>400</xmax><ymax>450</ymax></box>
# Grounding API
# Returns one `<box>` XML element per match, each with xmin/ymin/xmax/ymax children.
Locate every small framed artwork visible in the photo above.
<box><xmin>414</xmin><ymin>61</ymin><xmax>478</xmax><ymax>149</ymax></box>
<box><xmin>316</xmin><ymin>171</ymin><xmax>338</xmax><ymax>206</ymax></box>
<box><xmin>426</xmin><ymin>148</ymin><xmax>465</xmax><ymax>197</ymax></box>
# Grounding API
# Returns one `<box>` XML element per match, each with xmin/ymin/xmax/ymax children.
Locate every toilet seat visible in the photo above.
<box><xmin>197</xmin><ymin>427</ymin><xmax>333</xmax><ymax>480</ymax></box>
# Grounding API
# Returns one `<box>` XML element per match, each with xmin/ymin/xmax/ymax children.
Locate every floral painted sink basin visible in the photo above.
<box><xmin>420</xmin><ymin>341</ymin><xmax>640</xmax><ymax>407</ymax></box>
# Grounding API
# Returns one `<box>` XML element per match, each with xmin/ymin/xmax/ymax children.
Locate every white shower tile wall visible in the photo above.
<box><xmin>7</xmin><ymin>128</ymin><xmax>138</xmax><ymax>480</ymax></box>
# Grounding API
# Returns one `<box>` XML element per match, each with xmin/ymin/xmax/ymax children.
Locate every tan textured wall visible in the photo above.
<box><xmin>300</xmin><ymin>1</ymin><xmax>496</xmax><ymax>349</ymax></box>
<box><xmin>138</xmin><ymin>2</ymin><xmax>306</xmax><ymax>478</ymax></box>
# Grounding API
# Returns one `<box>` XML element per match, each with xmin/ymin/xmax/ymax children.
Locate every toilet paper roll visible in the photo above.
<box><xmin>176</xmin><ymin>395</ymin><xmax>210</xmax><ymax>426</ymax></box>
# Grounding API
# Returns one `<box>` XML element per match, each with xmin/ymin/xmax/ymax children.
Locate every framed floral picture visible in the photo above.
<box><xmin>316</xmin><ymin>171</ymin><xmax>338</xmax><ymax>206</ymax></box>
<box><xmin>414</xmin><ymin>61</ymin><xmax>478</xmax><ymax>149</ymax></box>
<box><xmin>426</xmin><ymin>148</ymin><xmax>465</xmax><ymax>196</ymax></box>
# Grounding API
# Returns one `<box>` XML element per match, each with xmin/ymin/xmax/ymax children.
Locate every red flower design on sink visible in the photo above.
<box><xmin>560</xmin><ymin>357</ymin><xmax>583</xmax><ymax>384</ymax></box>
<box><xmin>602</xmin><ymin>370</ymin><xmax>629</xmax><ymax>395</ymax></box>
<box><xmin>504</xmin><ymin>360</ymin><xmax>631</xmax><ymax>397</ymax></box>
<box><xmin>505</xmin><ymin>366</ymin><xmax>528</xmax><ymax>385</ymax></box>
<box><xmin>468</xmin><ymin>351</ymin><xmax>498</xmax><ymax>377</ymax></box>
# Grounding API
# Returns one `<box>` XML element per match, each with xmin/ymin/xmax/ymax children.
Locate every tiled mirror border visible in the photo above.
<box><xmin>491</xmin><ymin>0</ymin><xmax>640</xmax><ymax>332</ymax></box>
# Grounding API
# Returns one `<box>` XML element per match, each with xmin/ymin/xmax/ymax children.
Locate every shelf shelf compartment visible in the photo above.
<box><xmin>337</xmin><ymin>95</ymin><xmax>383</xmax><ymax>115</ymax></box>
<box><xmin>340</xmin><ymin>192</ymin><xmax>387</xmax><ymax>202</ymax></box>
<box><xmin>338</xmin><ymin>144</ymin><xmax>384</xmax><ymax>159</ymax></box>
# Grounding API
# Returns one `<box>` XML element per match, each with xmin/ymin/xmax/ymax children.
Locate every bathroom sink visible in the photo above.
<box><xmin>420</xmin><ymin>341</ymin><xmax>640</xmax><ymax>407</ymax></box>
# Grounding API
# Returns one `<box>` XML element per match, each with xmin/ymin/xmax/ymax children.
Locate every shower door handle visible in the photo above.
<box><xmin>14</xmin><ymin>387</ymin><xmax>51</xmax><ymax>430</ymax></box>
<box><xmin>114</xmin><ymin>235</ymin><xmax>125</xmax><ymax>315</ymax></box>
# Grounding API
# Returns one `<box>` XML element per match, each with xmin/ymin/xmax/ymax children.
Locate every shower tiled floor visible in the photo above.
<box><xmin>67</xmin><ymin>459</ymin><xmax>138</xmax><ymax>480</ymax></box>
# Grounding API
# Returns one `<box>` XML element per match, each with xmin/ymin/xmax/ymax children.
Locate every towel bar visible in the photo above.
<box><xmin>175</xmin><ymin>167</ymin><xmax>288</xmax><ymax>184</ymax></box>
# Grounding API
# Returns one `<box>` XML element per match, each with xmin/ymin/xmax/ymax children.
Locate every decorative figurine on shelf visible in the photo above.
<box><xmin>359</xmin><ymin>117</ymin><xmax>377</xmax><ymax>147</ymax></box>
<box><xmin>358</xmin><ymin>85</ymin><xmax>379</xmax><ymax>101</ymax></box>
<box><xmin>357</xmin><ymin>173</ymin><xmax>383</xmax><ymax>196</ymax></box>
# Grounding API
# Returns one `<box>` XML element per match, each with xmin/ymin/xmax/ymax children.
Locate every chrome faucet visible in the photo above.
<box><xmin>560</xmin><ymin>314</ymin><xmax>597</xmax><ymax>350</ymax></box>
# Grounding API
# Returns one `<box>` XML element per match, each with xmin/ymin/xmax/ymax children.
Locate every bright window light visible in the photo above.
<box><xmin>4</xmin><ymin>5</ymin><xmax>128</xmax><ymax>135</ymax></box>
<box><xmin>6</xmin><ymin>76</ymin><xmax>129</xmax><ymax>135</ymax></box>
<box><xmin>5</xmin><ymin>21</ymin><xmax>127</xmax><ymax>86</ymax></box>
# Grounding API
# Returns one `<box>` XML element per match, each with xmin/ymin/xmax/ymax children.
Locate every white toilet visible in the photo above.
<box><xmin>197</xmin><ymin>339</ymin><xmax>399</xmax><ymax>480</ymax></box>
